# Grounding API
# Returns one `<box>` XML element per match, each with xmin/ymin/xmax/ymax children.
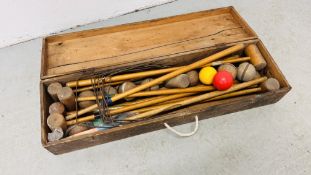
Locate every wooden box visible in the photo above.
<box><xmin>40</xmin><ymin>6</ymin><xmax>291</xmax><ymax>154</ymax></box>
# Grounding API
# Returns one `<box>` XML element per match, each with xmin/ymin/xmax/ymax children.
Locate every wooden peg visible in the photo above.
<box><xmin>47</xmin><ymin>113</ymin><xmax>67</xmax><ymax>131</ymax></box>
<box><xmin>186</xmin><ymin>70</ymin><xmax>199</xmax><ymax>86</ymax></box>
<box><xmin>57</xmin><ymin>87</ymin><xmax>76</xmax><ymax>111</ymax></box>
<box><xmin>245</xmin><ymin>44</ymin><xmax>267</xmax><ymax>70</ymax></box>
<box><xmin>48</xmin><ymin>127</ymin><xmax>64</xmax><ymax>142</ymax></box>
<box><xmin>165</xmin><ymin>74</ymin><xmax>190</xmax><ymax>88</ymax></box>
<box><xmin>78</xmin><ymin>90</ymin><xmax>96</xmax><ymax>109</ymax></box>
<box><xmin>49</xmin><ymin>102</ymin><xmax>65</xmax><ymax>114</ymax></box>
<box><xmin>47</xmin><ymin>82</ymin><xmax>62</xmax><ymax>101</ymax></box>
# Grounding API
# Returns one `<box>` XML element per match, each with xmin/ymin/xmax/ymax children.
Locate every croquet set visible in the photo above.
<box><xmin>40</xmin><ymin>7</ymin><xmax>291</xmax><ymax>154</ymax></box>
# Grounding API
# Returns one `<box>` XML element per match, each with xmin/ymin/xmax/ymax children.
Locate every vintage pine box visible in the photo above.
<box><xmin>40</xmin><ymin>6</ymin><xmax>291</xmax><ymax>154</ymax></box>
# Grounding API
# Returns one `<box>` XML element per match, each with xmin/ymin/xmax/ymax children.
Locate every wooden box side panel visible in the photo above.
<box><xmin>40</xmin><ymin>38</ymin><xmax>47</xmax><ymax>79</ymax></box>
<box><xmin>229</xmin><ymin>7</ymin><xmax>257</xmax><ymax>38</ymax></box>
<box><xmin>44</xmin><ymin>88</ymin><xmax>289</xmax><ymax>155</ymax></box>
<box><xmin>41</xmin><ymin>40</ymin><xmax>255</xmax><ymax>84</ymax></box>
<box><xmin>46</xmin><ymin>7</ymin><xmax>231</xmax><ymax>43</ymax></box>
<box><xmin>40</xmin><ymin>82</ymin><xmax>50</xmax><ymax>146</ymax></box>
<box><xmin>256</xmin><ymin>40</ymin><xmax>290</xmax><ymax>88</ymax></box>
<box><xmin>42</xmin><ymin>7</ymin><xmax>257</xmax><ymax>79</ymax></box>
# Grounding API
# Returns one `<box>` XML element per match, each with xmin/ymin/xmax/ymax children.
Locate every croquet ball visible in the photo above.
<box><xmin>218</xmin><ymin>63</ymin><xmax>237</xmax><ymax>79</ymax></box>
<box><xmin>199</xmin><ymin>66</ymin><xmax>217</xmax><ymax>85</ymax></box>
<box><xmin>261</xmin><ymin>78</ymin><xmax>280</xmax><ymax>91</ymax></box>
<box><xmin>237</xmin><ymin>62</ymin><xmax>257</xmax><ymax>82</ymax></box>
<box><xmin>213</xmin><ymin>71</ymin><xmax>233</xmax><ymax>90</ymax></box>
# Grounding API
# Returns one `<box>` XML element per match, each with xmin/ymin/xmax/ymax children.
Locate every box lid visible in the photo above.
<box><xmin>41</xmin><ymin>6</ymin><xmax>257</xmax><ymax>79</ymax></box>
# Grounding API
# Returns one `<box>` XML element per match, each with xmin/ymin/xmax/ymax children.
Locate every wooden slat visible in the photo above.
<box><xmin>45</xmin><ymin>7</ymin><xmax>230</xmax><ymax>43</ymax></box>
<box><xmin>40</xmin><ymin>38</ymin><xmax>47</xmax><ymax>79</ymax></box>
<box><xmin>47</xmin><ymin>32</ymin><xmax>252</xmax><ymax>76</ymax></box>
<box><xmin>42</xmin><ymin>7</ymin><xmax>257</xmax><ymax>78</ymax></box>
<box><xmin>47</xmin><ymin>14</ymin><xmax>240</xmax><ymax>68</ymax></box>
<box><xmin>40</xmin><ymin>82</ymin><xmax>49</xmax><ymax>146</ymax></box>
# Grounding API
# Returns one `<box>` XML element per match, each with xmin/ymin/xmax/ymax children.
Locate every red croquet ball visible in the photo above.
<box><xmin>213</xmin><ymin>71</ymin><xmax>233</xmax><ymax>90</ymax></box>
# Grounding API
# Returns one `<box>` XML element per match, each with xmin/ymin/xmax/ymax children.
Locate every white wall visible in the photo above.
<box><xmin>0</xmin><ymin>0</ymin><xmax>174</xmax><ymax>48</ymax></box>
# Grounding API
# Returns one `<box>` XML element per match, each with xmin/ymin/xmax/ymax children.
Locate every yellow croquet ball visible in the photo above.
<box><xmin>199</xmin><ymin>66</ymin><xmax>217</xmax><ymax>85</ymax></box>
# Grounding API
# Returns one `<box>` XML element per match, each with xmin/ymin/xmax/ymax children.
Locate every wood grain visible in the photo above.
<box><xmin>42</xmin><ymin>7</ymin><xmax>256</xmax><ymax>78</ymax></box>
<box><xmin>40</xmin><ymin>7</ymin><xmax>291</xmax><ymax>155</ymax></box>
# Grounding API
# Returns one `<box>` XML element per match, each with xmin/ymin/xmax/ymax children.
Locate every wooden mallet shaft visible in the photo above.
<box><xmin>110</xmin><ymin>44</ymin><xmax>245</xmax><ymax>102</ymax></box>
<box><xmin>76</xmin><ymin>85</ymin><xmax>215</xmax><ymax>101</ymax></box>
<box><xmin>155</xmin><ymin>87</ymin><xmax>261</xmax><ymax>106</ymax></box>
<box><xmin>72</xmin><ymin>81</ymin><xmax>123</xmax><ymax>93</ymax></box>
<box><xmin>67</xmin><ymin>87</ymin><xmax>262</xmax><ymax>125</ymax></box>
<box><xmin>65</xmin><ymin>103</ymin><xmax>98</xmax><ymax>120</ymax></box>
<box><xmin>132</xmin><ymin>87</ymin><xmax>261</xmax><ymax>113</ymax></box>
<box><xmin>65</xmin><ymin>95</ymin><xmax>167</xmax><ymax>115</ymax></box>
<box><xmin>66</xmin><ymin>67</ymin><xmax>178</xmax><ymax>87</ymax></box>
<box><xmin>65</xmin><ymin>96</ymin><xmax>167</xmax><ymax>115</ymax></box>
<box><xmin>108</xmin><ymin>93</ymin><xmax>194</xmax><ymax>116</ymax></box>
<box><xmin>66</xmin><ymin>56</ymin><xmax>249</xmax><ymax>88</ymax></box>
<box><xmin>204</xmin><ymin>87</ymin><xmax>261</xmax><ymax>102</ymax></box>
<box><xmin>65</xmin><ymin>93</ymin><xmax>193</xmax><ymax>120</ymax></box>
<box><xmin>223</xmin><ymin>54</ymin><xmax>239</xmax><ymax>60</ymax></box>
<box><xmin>65</xmin><ymin>44</ymin><xmax>245</xmax><ymax>119</ymax></box>
<box><xmin>66</xmin><ymin>114</ymin><xmax>96</xmax><ymax>126</ymax></box>
<box><xmin>66</xmin><ymin>106</ymin><xmax>122</xmax><ymax>116</ymax></box>
<box><xmin>207</xmin><ymin>57</ymin><xmax>249</xmax><ymax>66</ymax></box>
<box><xmin>115</xmin><ymin>96</ymin><xmax>166</xmax><ymax>107</ymax></box>
<box><xmin>126</xmin><ymin>77</ymin><xmax>267</xmax><ymax>120</ymax></box>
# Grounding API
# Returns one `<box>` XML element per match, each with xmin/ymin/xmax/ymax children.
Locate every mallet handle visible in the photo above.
<box><xmin>111</xmin><ymin>44</ymin><xmax>245</xmax><ymax>103</ymax></box>
<box><xmin>66</xmin><ymin>114</ymin><xmax>96</xmax><ymax>126</ymax></box>
<box><xmin>109</xmin><ymin>93</ymin><xmax>194</xmax><ymax>116</ymax></box>
<box><xmin>66</xmin><ymin>87</ymin><xmax>262</xmax><ymax>125</ymax></box>
<box><xmin>76</xmin><ymin>85</ymin><xmax>214</xmax><ymax>101</ymax></box>
<box><xmin>126</xmin><ymin>77</ymin><xmax>267</xmax><ymax>120</ymax></box>
<box><xmin>131</xmin><ymin>87</ymin><xmax>262</xmax><ymax>113</ymax></box>
<box><xmin>65</xmin><ymin>44</ymin><xmax>245</xmax><ymax>119</ymax></box>
<box><xmin>66</xmin><ymin>56</ymin><xmax>249</xmax><ymax>88</ymax></box>
<box><xmin>67</xmin><ymin>67</ymin><xmax>178</xmax><ymax>87</ymax></box>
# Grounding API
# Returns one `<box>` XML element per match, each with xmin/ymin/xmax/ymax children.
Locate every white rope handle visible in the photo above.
<box><xmin>164</xmin><ymin>115</ymin><xmax>199</xmax><ymax>137</ymax></box>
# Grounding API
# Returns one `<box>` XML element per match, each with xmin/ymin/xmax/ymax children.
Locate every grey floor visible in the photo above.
<box><xmin>1</xmin><ymin>0</ymin><xmax>310</xmax><ymax>174</ymax></box>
